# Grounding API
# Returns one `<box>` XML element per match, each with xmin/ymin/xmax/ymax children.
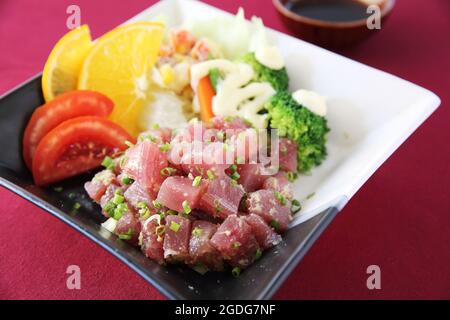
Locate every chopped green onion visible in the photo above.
<box><xmin>152</xmin><ymin>123</ymin><xmax>160</xmax><ymax>129</ymax></box>
<box><xmin>213</xmin><ymin>199</ymin><xmax>222</xmax><ymax>213</ymax></box>
<box><xmin>112</xmin><ymin>194</ymin><xmax>124</xmax><ymax>205</ymax></box>
<box><xmin>232</xmin><ymin>242</ymin><xmax>241</xmax><ymax>249</ymax></box>
<box><xmin>119</xmin><ymin>156</ymin><xmax>127</xmax><ymax>169</ymax></box>
<box><xmin>192</xmin><ymin>176</ymin><xmax>202</xmax><ymax>187</ymax></box>
<box><xmin>236</xmin><ymin>156</ymin><xmax>244</xmax><ymax>164</ymax></box>
<box><xmin>114</xmin><ymin>188</ymin><xmax>123</xmax><ymax>195</ymax></box>
<box><xmin>286</xmin><ymin>171</ymin><xmax>297</xmax><ymax>182</ymax></box>
<box><xmin>270</xmin><ymin>220</ymin><xmax>280</xmax><ymax>231</ymax></box>
<box><xmin>121</xmin><ymin>176</ymin><xmax>133</xmax><ymax>185</ymax></box>
<box><xmin>140</xmin><ymin>134</ymin><xmax>156</xmax><ymax>142</ymax></box>
<box><xmin>104</xmin><ymin>201</ymin><xmax>116</xmax><ymax>217</ymax></box>
<box><xmin>160</xmin><ymin>167</ymin><xmax>177</xmax><ymax>176</ymax></box>
<box><xmin>73</xmin><ymin>202</ymin><xmax>81</xmax><ymax>210</ymax></box>
<box><xmin>291</xmin><ymin>199</ymin><xmax>302</xmax><ymax>215</ymax></box>
<box><xmin>125</xmin><ymin>141</ymin><xmax>134</xmax><ymax>148</ymax></box>
<box><xmin>101</xmin><ymin>156</ymin><xmax>114</xmax><ymax>169</ymax></box>
<box><xmin>231</xmin><ymin>267</ymin><xmax>241</xmax><ymax>277</ymax></box>
<box><xmin>192</xmin><ymin>227</ymin><xmax>203</xmax><ymax>237</ymax></box>
<box><xmin>169</xmin><ymin>221</ymin><xmax>181</xmax><ymax>232</ymax></box>
<box><xmin>159</xmin><ymin>143</ymin><xmax>171</xmax><ymax>152</ymax></box>
<box><xmin>207</xmin><ymin>170</ymin><xmax>216</xmax><ymax>181</ymax></box>
<box><xmin>113</xmin><ymin>203</ymin><xmax>128</xmax><ymax>220</ymax></box>
<box><xmin>274</xmin><ymin>191</ymin><xmax>287</xmax><ymax>206</ymax></box>
<box><xmin>68</xmin><ymin>192</ymin><xmax>76</xmax><ymax>199</ymax></box>
<box><xmin>152</xmin><ymin>200</ymin><xmax>162</xmax><ymax>209</ymax></box>
<box><xmin>229</xmin><ymin>164</ymin><xmax>237</xmax><ymax>173</ymax></box>
<box><xmin>155</xmin><ymin>225</ymin><xmax>165</xmax><ymax>236</ymax></box>
<box><xmin>192</xmin><ymin>263</ymin><xmax>209</xmax><ymax>275</ymax></box>
<box><xmin>53</xmin><ymin>186</ymin><xmax>63</xmax><ymax>192</ymax></box>
<box><xmin>166</xmin><ymin>209</ymin><xmax>177</xmax><ymax>216</ymax></box>
<box><xmin>255</xmin><ymin>248</ymin><xmax>262</xmax><ymax>260</ymax></box>
<box><xmin>118</xmin><ymin>228</ymin><xmax>133</xmax><ymax>240</ymax></box>
<box><xmin>280</xmin><ymin>145</ymin><xmax>288</xmax><ymax>156</ymax></box>
<box><xmin>182</xmin><ymin>200</ymin><xmax>191</xmax><ymax>214</ymax></box>
<box><xmin>230</xmin><ymin>172</ymin><xmax>240</xmax><ymax>181</ymax></box>
<box><xmin>229</xmin><ymin>179</ymin><xmax>237</xmax><ymax>187</ymax></box>
<box><xmin>306</xmin><ymin>192</ymin><xmax>316</xmax><ymax>200</ymax></box>
<box><xmin>137</xmin><ymin>201</ymin><xmax>147</xmax><ymax>209</ymax></box>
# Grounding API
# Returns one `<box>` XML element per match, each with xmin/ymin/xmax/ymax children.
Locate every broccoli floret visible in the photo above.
<box><xmin>265</xmin><ymin>91</ymin><xmax>330</xmax><ymax>173</ymax></box>
<box><xmin>239</xmin><ymin>53</ymin><xmax>289</xmax><ymax>92</ymax></box>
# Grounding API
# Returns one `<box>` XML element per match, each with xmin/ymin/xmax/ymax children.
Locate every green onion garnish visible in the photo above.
<box><xmin>155</xmin><ymin>225</ymin><xmax>165</xmax><ymax>236</ymax></box>
<box><xmin>231</xmin><ymin>267</ymin><xmax>241</xmax><ymax>277</ymax></box>
<box><xmin>101</xmin><ymin>156</ymin><xmax>114</xmax><ymax>169</ymax></box>
<box><xmin>159</xmin><ymin>143</ymin><xmax>171</xmax><ymax>152</ymax></box>
<box><xmin>217</xmin><ymin>130</ymin><xmax>225</xmax><ymax>141</ymax></box>
<box><xmin>207</xmin><ymin>170</ymin><xmax>216</xmax><ymax>181</ymax></box>
<box><xmin>192</xmin><ymin>227</ymin><xmax>203</xmax><ymax>237</ymax></box>
<box><xmin>182</xmin><ymin>200</ymin><xmax>191</xmax><ymax>214</ymax></box>
<box><xmin>255</xmin><ymin>248</ymin><xmax>262</xmax><ymax>260</ymax></box>
<box><xmin>118</xmin><ymin>229</ymin><xmax>133</xmax><ymax>240</ymax></box>
<box><xmin>73</xmin><ymin>202</ymin><xmax>81</xmax><ymax>210</ymax></box>
<box><xmin>152</xmin><ymin>123</ymin><xmax>160</xmax><ymax>129</ymax></box>
<box><xmin>169</xmin><ymin>221</ymin><xmax>181</xmax><ymax>232</ymax></box>
<box><xmin>152</xmin><ymin>200</ymin><xmax>162</xmax><ymax>209</ymax></box>
<box><xmin>192</xmin><ymin>176</ymin><xmax>202</xmax><ymax>187</ymax></box>
<box><xmin>236</xmin><ymin>156</ymin><xmax>244</xmax><ymax>164</ymax></box>
<box><xmin>232</xmin><ymin>242</ymin><xmax>241</xmax><ymax>249</ymax></box>
<box><xmin>121</xmin><ymin>176</ymin><xmax>133</xmax><ymax>185</ymax></box>
<box><xmin>125</xmin><ymin>141</ymin><xmax>134</xmax><ymax>148</ymax></box>
<box><xmin>286</xmin><ymin>171</ymin><xmax>297</xmax><ymax>182</ymax></box>
<box><xmin>274</xmin><ymin>191</ymin><xmax>287</xmax><ymax>206</ymax></box>
<box><xmin>53</xmin><ymin>186</ymin><xmax>63</xmax><ymax>192</ymax></box>
<box><xmin>213</xmin><ymin>198</ymin><xmax>222</xmax><ymax>213</ymax></box>
<box><xmin>208</xmin><ymin>68</ymin><xmax>220</xmax><ymax>93</ymax></box>
<box><xmin>291</xmin><ymin>199</ymin><xmax>302</xmax><ymax>215</ymax></box>
<box><xmin>68</xmin><ymin>192</ymin><xmax>76</xmax><ymax>199</ymax></box>
<box><xmin>230</xmin><ymin>172</ymin><xmax>240</xmax><ymax>181</ymax></box>
<box><xmin>270</xmin><ymin>220</ymin><xmax>280</xmax><ymax>231</ymax></box>
<box><xmin>160</xmin><ymin>167</ymin><xmax>177</xmax><ymax>176</ymax></box>
<box><xmin>112</xmin><ymin>194</ymin><xmax>124</xmax><ymax>205</ymax></box>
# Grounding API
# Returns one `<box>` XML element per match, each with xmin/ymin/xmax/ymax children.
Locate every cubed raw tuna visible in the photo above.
<box><xmin>140</xmin><ymin>217</ymin><xmax>164</xmax><ymax>264</ymax></box>
<box><xmin>157</xmin><ymin>176</ymin><xmax>208</xmax><ymax>213</ymax></box>
<box><xmin>212</xmin><ymin>116</ymin><xmax>250</xmax><ymax>131</ymax></box>
<box><xmin>189</xmin><ymin>220</ymin><xmax>223</xmax><ymax>272</ymax></box>
<box><xmin>124</xmin><ymin>181</ymin><xmax>153</xmax><ymax>210</ymax></box>
<box><xmin>244</xmin><ymin>214</ymin><xmax>282</xmax><ymax>249</ymax></box>
<box><xmin>84</xmin><ymin>169</ymin><xmax>116</xmax><ymax>202</ymax></box>
<box><xmin>163</xmin><ymin>215</ymin><xmax>192</xmax><ymax>263</ymax></box>
<box><xmin>237</xmin><ymin>163</ymin><xmax>271</xmax><ymax>193</ymax></box>
<box><xmin>246</xmin><ymin>189</ymin><xmax>292</xmax><ymax>233</ymax></box>
<box><xmin>199</xmin><ymin>176</ymin><xmax>245</xmax><ymax>220</ymax></box>
<box><xmin>115</xmin><ymin>211</ymin><xmax>142</xmax><ymax>246</ymax></box>
<box><xmin>263</xmin><ymin>172</ymin><xmax>294</xmax><ymax>200</ymax></box>
<box><xmin>210</xmin><ymin>215</ymin><xmax>260</xmax><ymax>268</ymax></box>
<box><xmin>99</xmin><ymin>184</ymin><xmax>122</xmax><ymax>217</ymax></box>
<box><xmin>122</xmin><ymin>140</ymin><xmax>168</xmax><ymax>198</ymax></box>
<box><xmin>275</xmin><ymin>138</ymin><xmax>297</xmax><ymax>172</ymax></box>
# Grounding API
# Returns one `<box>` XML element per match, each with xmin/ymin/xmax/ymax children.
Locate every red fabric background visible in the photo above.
<box><xmin>0</xmin><ymin>0</ymin><xmax>449</xmax><ymax>300</ymax></box>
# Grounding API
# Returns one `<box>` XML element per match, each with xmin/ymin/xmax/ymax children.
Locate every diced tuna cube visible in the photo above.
<box><xmin>263</xmin><ymin>172</ymin><xmax>294</xmax><ymax>200</ymax></box>
<box><xmin>115</xmin><ymin>211</ymin><xmax>142</xmax><ymax>246</ymax></box>
<box><xmin>140</xmin><ymin>217</ymin><xmax>164</xmax><ymax>264</ymax></box>
<box><xmin>157</xmin><ymin>176</ymin><xmax>208</xmax><ymax>213</ymax></box>
<box><xmin>246</xmin><ymin>189</ymin><xmax>292</xmax><ymax>233</ymax></box>
<box><xmin>124</xmin><ymin>181</ymin><xmax>153</xmax><ymax>210</ymax></box>
<box><xmin>244</xmin><ymin>214</ymin><xmax>282</xmax><ymax>249</ymax></box>
<box><xmin>199</xmin><ymin>176</ymin><xmax>245</xmax><ymax>220</ymax></box>
<box><xmin>163</xmin><ymin>215</ymin><xmax>192</xmax><ymax>263</ymax></box>
<box><xmin>84</xmin><ymin>169</ymin><xmax>116</xmax><ymax>202</ymax></box>
<box><xmin>189</xmin><ymin>221</ymin><xmax>223</xmax><ymax>272</ymax></box>
<box><xmin>237</xmin><ymin>163</ymin><xmax>271</xmax><ymax>193</ymax></box>
<box><xmin>122</xmin><ymin>140</ymin><xmax>168</xmax><ymax>198</ymax></box>
<box><xmin>210</xmin><ymin>215</ymin><xmax>260</xmax><ymax>268</ymax></box>
<box><xmin>275</xmin><ymin>138</ymin><xmax>297</xmax><ymax>172</ymax></box>
<box><xmin>138</xmin><ymin>127</ymin><xmax>172</xmax><ymax>144</ymax></box>
<box><xmin>212</xmin><ymin>116</ymin><xmax>250</xmax><ymax>131</ymax></box>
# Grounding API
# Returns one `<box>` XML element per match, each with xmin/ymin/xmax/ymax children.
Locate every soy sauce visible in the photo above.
<box><xmin>285</xmin><ymin>0</ymin><xmax>370</xmax><ymax>22</ymax></box>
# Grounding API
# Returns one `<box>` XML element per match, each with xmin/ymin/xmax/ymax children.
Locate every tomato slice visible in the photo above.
<box><xmin>23</xmin><ymin>90</ymin><xmax>114</xmax><ymax>169</ymax></box>
<box><xmin>32</xmin><ymin>116</ymin><xmax>134</xmax><ymax>186</ymax></box>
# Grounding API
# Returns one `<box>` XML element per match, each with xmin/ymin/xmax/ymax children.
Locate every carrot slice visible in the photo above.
<box><xmin>198</xmin><ymin>76</ymin><xmax>215</xmax><ymax>122</ymax></box>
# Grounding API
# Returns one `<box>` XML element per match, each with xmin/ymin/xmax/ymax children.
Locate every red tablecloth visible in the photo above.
<box><xmin>1</xmin><ymin>0</ymin><xmax>449</xmax><ymax>300</ymax></box>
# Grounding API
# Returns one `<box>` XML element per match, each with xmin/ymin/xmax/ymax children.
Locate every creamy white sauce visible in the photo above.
<box><xmin>140</xmin><ymin>91</ymin><xmax>188</xmax><ymax>130</ymax></box>
<box><xmin>255</xmin><ymin>46</ymin><xmax>285</xmax><ymax>70</ymax></box>
<box><xmin>292</xmin><ymin>89</ymin><xmax>327</xmax><ymax>117</ymax></box>
<box><xmin>190</xmin><ymin>59</ymin><xmax>276</xmax><ymax>128</ymax></box>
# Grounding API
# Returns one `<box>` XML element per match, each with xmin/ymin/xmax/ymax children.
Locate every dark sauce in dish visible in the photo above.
<box><xmin>284</xmin><ymin>0</ymin><xmax>370</xmax><ymax>22</ymax></box>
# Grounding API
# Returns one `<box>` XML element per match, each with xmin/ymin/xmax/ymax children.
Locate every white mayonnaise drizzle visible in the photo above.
<box><xmin>190</xmin><ymin>59</ymin><xmax>275</xmax><ymax>128</ymax></box>
<box><xmin>292</xmin><ymin>89</ymin><xmax>327</xmax><ymax>117</ymax></box>
<box><xmin>255</xmin><ymin>46</ymin><xmax>285</xmax><ymax>70</ymax></box>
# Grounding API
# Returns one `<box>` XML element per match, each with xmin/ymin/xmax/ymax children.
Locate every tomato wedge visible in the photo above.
<box><xmin>23</xmin><ymin>90</ymin><xmax>114</xmax><ymax>169</ymax></box>
<box><xmin>32</xmin><ymin>116</ymin><xmax>134</xmax><ymax>186</ymax></box>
